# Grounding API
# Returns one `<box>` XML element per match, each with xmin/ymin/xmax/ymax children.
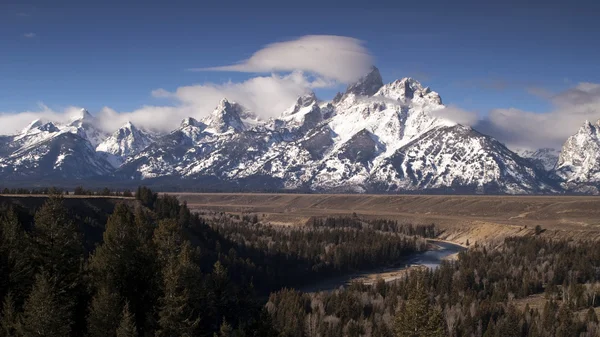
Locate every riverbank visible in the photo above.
<box><xmin>298</xmin><ymin>240</ymin><xmax>465</xmax><ymax>293</ymax></box>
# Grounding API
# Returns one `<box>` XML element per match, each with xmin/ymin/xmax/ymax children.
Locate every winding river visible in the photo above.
<box><xmin>300</xmin><ymin>240</ymin><xmax>465</xmax><ymax>293</ymax></box>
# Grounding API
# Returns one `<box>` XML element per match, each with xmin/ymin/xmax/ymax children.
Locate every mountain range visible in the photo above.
<box><xmin>0</xmin><ymin>67</ymin><xmax>598</xmax><ymax>194</ymax></box>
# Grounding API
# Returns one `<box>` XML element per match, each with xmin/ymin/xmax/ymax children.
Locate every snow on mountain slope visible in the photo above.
<box><xmin>0</xmin><ymin>132</ymin><xmax>113</xmax><ymax>179</ymax></box>
<box><xmin>203</xmin><ymin>99</ymin><xmax>258</xmax><ymax>134</ymax></box>
<box><xmin>96</xmin><ymin>122</ymin><xmax>154</xmax><ymax>167</ymax></box>
<box><xmin>515</xmin><ymin>148</ymin><xmax>560</xmax><ymax>171</ymax></box>
<box><xmin>554</xmin><ymin>120</ymin><xmax>600</xmax><ymax>191</ymax></box>
<box><xmin>0</xmin><ymin>68</ymin><xmax>572</xmax><ymax>193</ymax></box>
<box><xmin>64</xmin><ymin>109</ymin><xmax>109</xmax><ymax>147</ymax></box>
<box><xmin>371</xmin><ymin>125</ymin><xmax>553</xmax><ymax>193</ymax></box>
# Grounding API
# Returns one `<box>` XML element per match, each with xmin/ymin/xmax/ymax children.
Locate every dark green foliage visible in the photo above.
<box><xmin>0</xmin><ymin>206</ymin><xmax>33</xmax><ymax>307</ymax></box>
<box><xmin>116</xmin><ymin>302</ymin><xmax>137</xmax><ymax>337</ymax></box>
<box><xmin>87</xmin><ymin>286</ymin><xmax>122</xmax><ymax>337</ymax></box>
<box><xmin>31</xmin><ymin>195</ymin><xmax>84</xmax><ymax>289</ymax></box>
<box><xmin>394</xmin><ymin>278</ymin><xmax>446</xmax><ymax>337</ymax></box>
<box><xmin>19</xmin><ymin>273</ymin><xmax>71</xmax><ymax>337</ymax></box>
<box><xmin>3</xmin><ymin>186</ymin><xmax>600</xmax><ymax>337</ymax></box>
<box><xmin>155</xmin><ymin>238</ymin><xmax>201</xmax><ymax>336</ymax></box>
<box><xmin>89</xmin><ymin>203</ymin><xmax>158</xmax><ymax>336</ymax></box>
<box><xmin>135</xmin><ymin>186</ymin><xmax>157</xmax><ymax>208</ymax></box>
<box><xmin>0</xmin><ymin>294</ymin><xmax>17</xmax><ymax>337</ymax></box>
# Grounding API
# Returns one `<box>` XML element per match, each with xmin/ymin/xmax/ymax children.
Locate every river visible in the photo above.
<box><xmin>299</xmin><ymin>240</ymin><xmax>465</xmax><ymax>293</ymax></box>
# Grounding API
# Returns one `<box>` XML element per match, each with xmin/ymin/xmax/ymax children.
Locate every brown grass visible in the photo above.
<box><xmin>174</xmin><ymin>193</ymin><xmax>600</xmax><ymax>245</ymax></box>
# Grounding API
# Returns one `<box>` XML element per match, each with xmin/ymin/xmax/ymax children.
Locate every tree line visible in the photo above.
<box><xmin>265</xmin><ymin>237</ymin><xmax>600</xmax><ymax>337</ymax></box>
<box><xmin>0</xmin><ymin>186</ymin><xmax>134</xmax><ymax>197</ymax></box>
<box><xmin>0</xmin><ymin>188</ymin><xmax>275</xmax><ymax>336</ymax></box>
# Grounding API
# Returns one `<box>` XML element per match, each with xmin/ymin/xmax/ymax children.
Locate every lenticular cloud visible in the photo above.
<box><xmin>193</xmin><ymin>35</ymin><xmax>374</xmax><ymax>84</ymax></box>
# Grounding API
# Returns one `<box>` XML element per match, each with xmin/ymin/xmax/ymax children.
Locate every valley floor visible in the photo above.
<box><xmin>174</xmin><ymin>192</ymin><xmax>600</xmax><ymax>245</ymax></box>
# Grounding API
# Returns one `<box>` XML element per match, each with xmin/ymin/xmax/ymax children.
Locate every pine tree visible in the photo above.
<box><xmin>90</xmin><ymin>203</ymin><xmax>158</xmax><ymax>336</ymax></box>
<box><xmin>116</xmin><ymin>302</ymin><xmax>137</xmax><ymax>337</ymax></box>
<box><xmin>426</xmin><ymin>306</ymin><xmax>446</xmax><ymax>337</ymax></box>
<box><xmin>0</xmin><ymin>207</ymin><xmax>33</xmax><ymax>306</ymax></box>
<box><xmin>395</xmin><ymin>279</ymin><xmax>431</xmax><ymax>337</ymax></box>
<box><xmin>0</xmin><ymin>294</ymin><xmax>17</xmax><ymax>337</ymax></box>
<box><xmin>153</xmin><ymin>219</ymin><xmax>184</xmax><ymax>267</ymax></box>
<box><xmin>87</xmin><ymin>286</ymin><xmax>122</xmax><ymax>337</ymax></box>
<box><xmin>19</xmin><ymin>273</ymin><xmax>71</xmax><ymax>337</ymax></box>
<box><xmin>156</xmin><ymin>242</ymin><xmax>201</xmax><ymax>337</ymax></box>
<box><xmin>215</xmin><ymin>320</ymin><xmax>233</xmax><ymax>337</ymax></box>
<box><xmin>31</xmin><ymin>195</ymin><xmax>83</xmax><ymax>300</ymax></box>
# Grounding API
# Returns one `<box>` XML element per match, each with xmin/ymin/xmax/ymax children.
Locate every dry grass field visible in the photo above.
<box><xmin>174</xmin><ymin>193</ymin><xmax>600</xmax><ymax>245</ymax></box>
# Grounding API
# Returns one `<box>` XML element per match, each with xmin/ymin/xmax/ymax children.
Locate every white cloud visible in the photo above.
<box><xmin>476</xmin><ymin>82</ymin><xmax>600</xmax><ymax>150</ymax></box>
<box><xmin>193</xmin><ymin>35</ymin><xmax>373</xmax><ymax>84</ymax></box>
<box><xmin>0</xmin><ymin>104</ymin><xmax>86</xmax><ymax>134</ymax></box>
<box><xmin>0</xmin><ymin>35</ymin><xmax>374</xmax><ymax>135</ymax></box>
<box><xmin>431</xmin><ymin>105</ymin><xmax>479</xmax><ymax>126</ymax></box>
<box><xmin>0</xmin><ymin>72</ymin><xmax>327</xmax><ymax>135</ymax></box>
<box><xmin>22</xmin><ymin>32</ymin><xmax>36</xmax><ymax>38</ymax></box>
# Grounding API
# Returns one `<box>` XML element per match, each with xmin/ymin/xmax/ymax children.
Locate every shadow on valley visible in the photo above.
<box><xmin>2</xmin><ymin>188</ymin><xmax>600</xmax><ymax>336</ymax></box>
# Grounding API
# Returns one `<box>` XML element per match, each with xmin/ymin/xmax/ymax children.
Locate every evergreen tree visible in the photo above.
<box><xmin>0</xmin><ymin>294</ymin><xmax>17</xmax><ymax>337</ymax></box>
<box><xmin>153</xmin><ymin>219</ymin><xmax>184</xmax><ymax>267</ymax></box>
<box><xmin>87</xmin><ymin>286</ymin><xmax>122</xmax><ymax>337</ymax></box>
<box><xmin>395</xmin><ymin>280</ymin><xmax>431</xmax><ymax>337</ymax></box>
<box><xmin>155</xmin><ymin>242</ymin><xmax>201</xmax><ymax>337</ymax></box>
<box><xmin>393</xmin><ymin>277</ymin><xmax>447</xmax><ymax>337</ymax></box>
<box><xmin>89</xmin><ymin>203</ymin><xmax>158</xmax><ymax>336</ymax></box>
<box><xmin>426</xmin><ymin>306</ymin><xmax>446</xmax><ymax>337</ymax></box>
<box><xmin>30</xmin><ymin>195</ymin><xmax>84</xmax><ymax>332</ymax></box>
<box><xmin>19</xmin><ymin>273</ymin><xmax>71</xmax><ymax>337</ymax></box>
<box><xmin>215</xmin><ymin>320</ymin><xmax>233</xmax><ymax>337</ymax></box>
<box><xmin>116</xmin><ymin>302</ymin><xmax>137</xmax><ymax>337</ymax></box>
<box><xmin>31</xmin><ymin>195</ymin><xmax>83</xmax><ymax>298</ymax></box>
<box><xmin>0</xmin><ymin>207</ymin><xmax>33</xmax><ymax>306</ymax></box>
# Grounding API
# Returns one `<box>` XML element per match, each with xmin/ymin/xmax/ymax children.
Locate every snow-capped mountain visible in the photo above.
<box><xmin>553</xmin><ymin>120</ymin><xmax>600</xmax><ymax>192</ymax></box>
<box><xmin>515</xmin><ymin>148</ymin><xmax>560</xmax><ymax>171</ymax></box>
<box><xmin>96</xmin><ymin>122</ymin><xmax>154</xmax><ymax>167</ymax></box>
<box><xmin>0</xmin><ymin>66</ymin><xmax>577</xmax><ymax>193</ymax></box>
<box><xmin>112</xmin><ymin>67</ymin><xmax>554</xmax><ymax>193</ymax></box>
<box><xmin>65</xmin><ymin>109</ymin><xmax>109</xmax><ymax>147</ymax></box>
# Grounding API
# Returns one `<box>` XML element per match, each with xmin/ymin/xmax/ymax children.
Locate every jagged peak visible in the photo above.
<box><xmin>216</xmin><ymin>98</ymin><xmax>230</xmax><ymax>109</ymax></box>
<box><xmin>70</xmin><ymin>108</ymin><xmax>94</xmax><ymax>122</ymax></box>
<box><xmin>212</xmin><ymin>98</ymin><xmax>243</xmax><ymax>116</ymax></box>
<box><xmin>38</xmin><ymin>122</ymin><xmax>59</xmax><ymax>133</ymax></box>
<box><xmin>283</xmin><ymin>92</ymin><xmax>318</xmax><ymax>116</ymax></box>
<box><xmin>579</xmin><ymin>120</ymin><xmax>597</xmax><ymax>134</ymax></box>
<box><xmin>297</xmin><ymin>92</ymin><xmax>317</xmax><ymax>105</ymax></box>
<box><xmin>122</xmin><ymin>121</ymin><xmax>135</xmax><ymax>129</ymax></box>
<box><xmin>375</xmin><ymin>77</ymin><xmax>441</xmax><ymax>104</ymax></box>
<box><xmin>343</xmin><ymin>66</ymin><xmax>383</xmax><ymax>97</ymax></box>
<box><xmin>21</xmin><ymin>119</ymin><xmax>43</xmax><ymax>133</ymax></box>
<box><xmin>180</xmin><ymin>117</ymin><xmax>201</xmax><ymax>128</ymax></box>
<box><xmin>207</xmin><ymin>99</ymin><xmax>247</xmax><ymax>133</ymax></box>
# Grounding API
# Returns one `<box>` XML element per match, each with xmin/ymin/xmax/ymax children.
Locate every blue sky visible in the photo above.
<box><xmin>2</xmin><ymin>0</ymin><xmax>600</xmax><ymax>148</ymax></box>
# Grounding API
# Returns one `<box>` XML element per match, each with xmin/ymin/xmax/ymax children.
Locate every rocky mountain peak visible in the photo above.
<box><xmin>96</xmin><ymin>121</ymin><xmax>153</xmax><ymax>165</ymax></box>
<box><xmin>554</xmin><ymin>120</ymin><xmax>600</xmax><ymax>185</ymax></box>
<box><xmin>21</xmin><ymin>119</ymin><xmax>44</xmax><ymax>134</ymax></box>
<box><xmin>180</xmin><ymin>117</ymin><xmax>201</xmax><ymax>128</ymax></box>
<box><xmin>283</xmin><ymin>92</ymin><xmax>318</xmax><ymax>116</ymax></box>
<box><xmin>207</xmin><ymin>99</ymin><xmax>246</xmax><ymax>133</ymax></box>
<box><xmin>69</xmin><ymin>109</ymin><xmax>94</xmax><ymax>125</ymax></box>
<box><xmin>344</xmin><ymin>66</ymin><xmax>383</xmax><ymax>97</ymax></box>
<box><xmin>375</xmin><ymin>77</ymin><xmax>441</xmax><ymax>104</ymax></box>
